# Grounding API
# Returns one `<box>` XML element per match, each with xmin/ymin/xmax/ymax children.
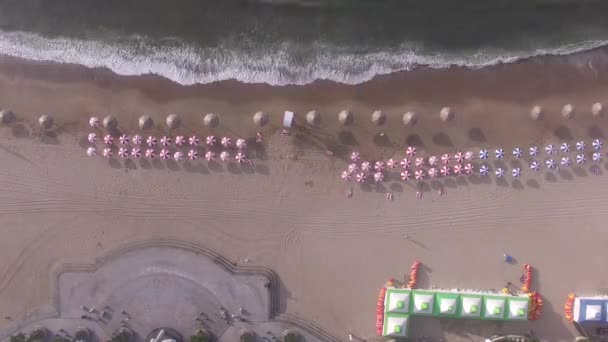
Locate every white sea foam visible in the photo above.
<box><xmin>0</xmin><ymin>30</ymin><xmax>607</xmax><ymax>86</ymax></box>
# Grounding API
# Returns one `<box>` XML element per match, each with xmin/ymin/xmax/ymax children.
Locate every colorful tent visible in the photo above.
<box><xmin>385</xmin><ymin>289</ymin><xmax>411</xmax><ymax>314</ymax></box>
<box><xmin>382</xmin><ymin>315</ymin><xmax>409</xmax><ymax>338</ymax></box>
<box><xmin>412</xmin><ymin>291</ymin><xmax>435</xmax><ymax>315</ymax></box>
<box><xmin>483</xmin><ymin>296</ymin><xmax>507</xmax><ymax>320</ymax></box>
<box><xmin>460</xmin><ymin>294</ymin><xmax>483</xmax><ymax>318</ymax></box>
<box><xmin>507</xmin><ymin>297</ymin><xmax>530</xmax><ymax>320</ymax></box>
<box><xmin>435</xmin><ymin>292</ymin><xmax>460</xmax><ymax>317</ymax></box>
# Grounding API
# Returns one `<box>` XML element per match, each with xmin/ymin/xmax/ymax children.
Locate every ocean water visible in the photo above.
<box><xmin>0</xmin><ymin>0</ymin><xmax>607</xmax><ymax>86</ymax></box>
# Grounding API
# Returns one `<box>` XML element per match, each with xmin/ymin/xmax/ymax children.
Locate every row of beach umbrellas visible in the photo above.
<box><xmin>86</xmin><ymin>146</ymin><xmax>248</xmax><ymax>163</ymax></box>
<box><xmin>87</xmin><ymin>133</ymin><xmax>256</xmax><ymax>149</ymax></box>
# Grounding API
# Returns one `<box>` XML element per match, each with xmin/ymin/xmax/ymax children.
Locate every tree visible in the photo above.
<box><xmin>283</xmin><ymin>332</ymin><xmax>298</xmax><ymax>342</ymax></box>
<box><xmin>10</xmin><ymin>333</ymin><xmax>26</xmax><ymax>342</ymax></box>
<box><xmin>190</xmin><ymin>330</ymin><xmax>210</xmax><ymax>342</ymax></box>
<box><xmin>240</xmin><ymin>331</ymin><xmax>254</xmax><ymax>342</ymax></box>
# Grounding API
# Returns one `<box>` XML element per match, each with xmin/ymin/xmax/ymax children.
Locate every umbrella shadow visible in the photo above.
<box><xmin>443</xmin><ymin>178</ymin><xmax>457</xmax><ymax>188</ymax></box>
<box><xmin>166</xmin><ymin>159</ymin><xmax>181</xmax><ymax>171</ymax></box>
<box><xmin>417</xmin><ymin>181</ymin><xmax>431</xmax><ymax>193</ymax></box>
<box><xmin>40</xmin><ymin>131</ymin><xmax>59</xmax><ymax>144</ymax></box>
<box><xmin>468</xmin><ymin>127</ymin><xmax>487</xmax><ymax>142</ymax></box>
<box><xmin>572</xmin><ymin>167</ymin><xmax>587</xmax><ymax>177</ymax></box>
<box><xmin>389</xmin><ymin>182</ymin><xmax>403</xmax><ymax>193</ymax></box>
<box><xmin>374</xmin><ymin>183</ymin><xmax>387</xmax><ymax>193</ymax></box>
<box><xmin>511</xmin><ymin>179</ymin><xmax>524</xmax><ymax>190</ymax></box>
<box><xmin>558</xmin><ymin>169</ymin><xmax>574</xmax><ymax>180</ymax></box>
<box><xmin>526</xmin><ymin>179</ymin><xmax>540</xmax><ymax>188</ymax></box>
<box><xmin>208</xmin><ymin>161</ymin><xmax>224</xmax><ymax>173</ymax></box>
<box><xmin>588</xmin><ymin>125</ymin><xmax>605</xmax><ymax>139</ymax></box>
<box><xmin>108</xmin><ymin>158</ymin><xmax>121</xmax><ymax>169</ymax></box>
<box><xmin>405</xmin><ymin>134</ymin><xmax>425</xmax><ymax>148</ymax></box>
<box><xmin>252</xmin><ymin>143</ymin><xmax>267</xmax><ymax>160</ymax></box>
<box><xmin>509</xmin><ymin>160</ymin><xmax>523</xmax><ymax>168</ymax></box>
<box><xmin>124</xmin><ymin>159</ymin><xmax>137</xmax><ymax>170</ymax></box>
<box><xmin>241</xmin><ymin>163</ymin><xmax>255</xmax><ymax>174</ymax></box>
<box><xmin>254</xmin><ymin>164</ymin><xmax>269</xmax><ymax>175</ymax></box>
<box><xmin>226</xmin><ymin>163</ymin><xmax>242</xmax><ymax>174</ymax></box>
<box><xmin>151</xmin><ymin>159</ymin><xmax>166</xmax><ymax>170</ymax></box>
<box><xmin>373</xmin><ymin>133</ymin><xmax>393</xmax><ymax>147</ymax></box>
<box><xmin>429</xmin><ymin>180</ymin><xmax>443</xmax><ymax>190</ymax></box>
<box><xmin>468</xmin><ymin>174</ymin><xmax>492</xmax><ymax>185</ymax></box>
<box><xmin>139</xmin><ymin>159</ymin><xmax>152</xmax><ymax>170</ymax></box>
<box><xmin>338</xmin><ymin>131</ymin><xmax>358</xmax><ymax>146</ymax></box>
<box><xmin>11</xmin><ymin>122</ymin><xmax>31</xmax><ymax>138</ymax></box>
<box><xmin>78</xmin><ymin>135</ymin><xmax>91</xmax><ymax>148</ymax></box>
<box><xmin>496</xmin><ymin>178</ymin><xmax>509</xmax><ymax>187</ymax></box>
<box><xmin>432</xmin><ymin>132</ymin><xmax>453</xmax><ymax>147</ymax></box>
<box><xmin>183</xmin><ymin>161</ymin><xmax>210</xmax><ymax>174</ymax></box>
<box><xmin>544</xmin><ymin>171</ymin><xmax>557</xmax><ymax>182</ymax></box>
<box><xmin>455</xmin><ymin>176</ymin><xmax>469</xmax><ymax>187</ymax></box>
<box><xmin>554</xmin><ymin>125</ymin><xmax>573</xmax><ymax>140</ymax></box>
<box><xmin>359</xmin><ymin>182</ymin><xmax>372</xmax><ymax>192</ymax></box>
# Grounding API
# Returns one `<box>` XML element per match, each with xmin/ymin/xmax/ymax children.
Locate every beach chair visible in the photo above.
<box><xmin>282</xmin><ymin>111</ymin><xmax>294</xmax><ymax>136</ymax></box>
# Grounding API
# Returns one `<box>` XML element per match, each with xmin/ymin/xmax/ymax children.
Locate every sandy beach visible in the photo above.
<box><xmin>1</xmin><ymin>47</ymin><xmax>608</xmax><ymax>342</ymax></box>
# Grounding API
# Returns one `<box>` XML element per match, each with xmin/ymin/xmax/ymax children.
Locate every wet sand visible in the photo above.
<box><xmin>1</xmin><ymin>49</ymin><xmax>608</xmax><ymax>341</ymax></box>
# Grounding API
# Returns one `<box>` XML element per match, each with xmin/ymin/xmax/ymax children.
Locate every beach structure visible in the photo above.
<box><xmin>348</xmin><ymin>163</ymin><xmax>358</xmax><ymax>174</ymax></box>
<box><xmin>147</xmin><ymin>136</ymin><xmax>157</xmax><ymax>146</ymax></box>
<box><xmin>564</xmin><ymin>294</ymin><xmax>608</xmax><ymax>340</ymax></box>
<box><xmin>204</xmin><ymin>113</ymin><xmax>219</xmax><ymax>128</ymax></box>
<box><xmin>0</xmin><ymin>109</ymin><xmax>14</xmax><ymax>125</ymax></box>
<box><xmin>592</xmin><ymin>102</ymin><xmax>604</xmax><ymax>117</ymax></box>
<box><xmin>439</xmin><ymin>107</ymin><xmax>454</xmax><ymax>122</ymax></box>
<box><xmin>402</xmin><ymin>112</ymin><xmax>417</xmax><ymax>126</ymax></box>
<box><xmin>138</xmin><ymin>115</ymin><xmax>153</xmax><ymax>130</ymax></box>
<box><xmin>415</xmin><ymin>157</ymin><xmax>424</xmax><ymax>168</ymax></box>
<box><xmin>463</xmin><ymin>163</ymin><xmax>473</xmax><ymax>174</ymax></box>
<box><xmin>166</xmin><ymin>114</ymin><xmax>181</xmax><ymax>129</ymax></box>
<box><xmin>464</xmin><ymin>151</ymin><xmax>473</xmax><ymax>161</ymax></box>
<box><xmin>356</xmin><ymin>172</ymin><xmax>367</xmax><ymax>183</ymax></box>
<box><xmin>103</xmin><ymin>115</ymin><xmax>117</xmax><ymax>129</ymax></box>
<box><xmin>86</xmin><ymin>147</ymin><xmax>97</xmax><ymax>157</ymax></box>
<box><xmin>88</xmin><ymin>116</ymin><xmax>100</xmax><ymax>128</ymax></box>
<box><xmin>338</xmin><ymin>110</ymin><xmax>354</xmax><ymax>126</ymax></box>
<box><xmin>253</xmin><ymin>111</ymin><xmax>268</xmax><ymax>126</ymax></box>
<box><xmin>306</xmin><ymin>110</ymin><xmax>320</xmax><ymax>126</ymax></box>
<box><xmin>562</xmin><ymin>104</ymin><xmax>575</xmax><ymax>119</ymax></box>
<box><xmin>371</xmin><ymin>110</ymin><xmax>386</xmax><ymax>126</ymax></box>
<box><xmin>512</xmin><ymin>168</ymin><xmax>522</xmax><ymax>177</ymax></box>
<box><xmin>38</xmin><ymin>114</ymin><xmax>53</xmax><ymax>129</ymax></box>
<box><xmin>414</xmin><ymin>169</ymin><xmax>425</xmax><ymax>180</ymax></box>
<box><xmin>530</xmin><ymin>106</ymin><xmax>543</xmax><ymax>120</ymax></box>
<box><xmin>256</xmin><ymin>131</ymin><xmax>263</xmax><ymax>143</ymax></box>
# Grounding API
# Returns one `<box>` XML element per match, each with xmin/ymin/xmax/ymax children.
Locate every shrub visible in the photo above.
<box><xmin>283</xmin><ymin>332</ymin><xmax>298</xmax><ymax>342</ymax></box>
<box><xmin>240</xmin><ymin>331</ymin><xmax>254</xmax><ymax>342</ymax></box>
<box><xmin>10</xmin><ymin>333</ymin><xmax>26</xmax><ymax>342</ymax></box>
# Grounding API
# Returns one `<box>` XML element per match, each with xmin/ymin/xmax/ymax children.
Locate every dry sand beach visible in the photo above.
<box><xmin>1</xmin><ymin>47</ymin><xmax>608</xmax><ymax>342</ymax></box>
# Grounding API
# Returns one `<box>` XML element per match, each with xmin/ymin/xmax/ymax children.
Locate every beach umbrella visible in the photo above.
<box><xmin>236</xmin><ymin>138</ymin><xmax>247</xmax><ymax>149</ymax></box>
<box><xmin>530</xmin><ymin>161</ymin><xmax>541</xmax><ymax>171</ymax></box>
<box><xmin>350</xmin><ymin>151</ymin><xmax>361</xmax><ymax>162</ymax></box>
<box><xmin>464</xmin><ymin>163</ymin><xmax>473</xmax><ymax>174</ymax></box>
<box><xmin>453</xmin><ymin>164</ymin><xmax>462</xmax><ymax>175</ymax></box>
<box><xmin>561</xmin><ymin>104</ymin><xmax>575</xmax><ymax>119</ymax></box>
<box><xmin>204</xmin><ymin>113</ymin><xmax>219</xmax><ymax>128</ymax></box>
<box><xmin>0</xmin><ymin>109</ymin><xmax>14</xmax><ymax>124</ymax></box>
<box><xmin>102</xmin><ymin>148</ymin><xmax>112</xmax><ymax>158</ymax></box>
<box><xmin>495</xmin><ymin>148</ymin><xmax>505</xmax><ymax>159</ymax></box>
<box><xmin>402</xmin><ymin>112</ymin><xmax>418</xmax><ymax>126</ymax></box>
<box><xmin>89</xmin><ymin>117</ymin><xmax>100</xmax><ymax>128</ymax></box>
<box><xmin>406</xmin><ymin>146</ymin><xmax>416</xmax><ymax>157</ymax></box>
<box><xmin>175</xmin><ymin>135</ymin><xmax>186</xmax><ymax>146</ymax></box>
<box><xmin>545</xmin><ymin>159</ymin><xmax>556</xmax><ymax>169</ymax></box>
<box><xmin>561</xmin><ymin>156</ymin><xmax>571</xmax><ymax>166</ymax></box>
<box><xmin>375</xmin><ymin>161</ymin><xmax>385</xmax><ymax>171</ymax></box>
<box><xmin>454</xmin><ymin>152</ymin><xmax>464</xmax><ymax>163</ymax></box>
<box><xmin>464</xmin><ymin>151</ymin><xmax>473</xmax><ymax>161</ymax></box>
<box><xmin>495</xmin><ymin>168</ymin><xmax>505</xmax><ymax>178</ymax></box>
<box><xmin>545</xmin><ymin>144</ymin><xmax>556</xmax><ymax>154</ymax></box>
<box><xmin>428</xmin><ymin>167</ymin><xmax>438</xmax><ymax>178</ymax></box>
<box><xmin>440</xmin><ymin>107</ymin><xmax>454</xmax><ymax>122</ymax></box>
<box><xmin>166</xmin><ymin>114</ymin><xmax>181</xmax><ymax>129</ymax></box>
<box><xmin>386</xmin><ymin>158</ymin><xmax>396</xmax><ymax>168</ymax></box>
<box><xmin>256</xmin><ymin>132</ymin><xmax>264</xmax><ymax>143</ymax></box>
<box><xmin>401</xmin><ymin>170</ymin><xmax>411</xmax><ymax>181</ymax></box>
<box><xmin>88</xmin><ymin>133</ymin><xmax>97</xmax><ymax>144</ymax></box>
<box><xmin>338</xmin><ymin>110</ymin><xmax>354</xmax><ymax>126</ymax></box>
<box><xmin>512</xmin><ymin>168</ymin><xmax>521</xmax><ymax>178</ymax></box>
<box><xmin>160</xmin><ymin>149</ymin><xmax>170</xmax><ymax>160</ymax></box>
<box><xmin>86</xmin><ymin>147</ymin><xmax>97</xmax><ymax>157</ymax></box>
<box><xmin>188</xmin><ymin>149</ymin><xmax>199</xmax><ymax>160</ymax></box>
<box><xmin>512</xmin><ymin>147</ymin><xmax>523</xmax><ymax>158</ymax></box>
<box><xmin>146</xmin><ymin>136</ymin><xmax>157</xmax><ymax>146</ymax></box>
<box><xmin>206</xmin><ymin>135</ymin><xmax>217</xmax><ymax>146</ymax></box>
<box><xmin>174</xmin><ymin>151</ymin><xmax>184</xmax><ymax>161</ymax></box>
<box><xmin>593</xmin><ymin>152</ymin><xmax>602</xmax><ymax>162</ymax></box>
<box><xmin>560</xmin><ymin>142</ymin><xmax>570</xmax><ymax>153</ymax></box>
<box><xmin>576</xmin><ymin>154</ymin><xmax>586</xmax><ymax>164</ymax></box>
<box><xmin>103</xmin><ymin>115</ymin><xmax>117</xmax><ymax>130</ymax></box>
<box><xmin>253</xmin><ymin>111</ymin><xmax>269</xmax><ymax>126</ymax></box>
<box><xmin>371</xmin><ymin>110</ymin><xmax>386</xmax><ymax>126</ymax></box>
<box><xmin>414</xmin><ymin>169</ymin><xmax>425</xmax><ymax>180</ymax></box>
<box><xmin>440</xmin><ymin>165</ymin><xmax>450</xmax><ymax>176</ymax></box>
<box><xmin>355</xmin><ymin>172</ymin><xmax>367</xmax><ymax>183</ymax></box>
<box><xmin>415</xmin><ymin>157</ymin><xmax>425</xmax><ymax>168</ymax></box>
<box><xmin>103</xmin><ymin>134</ymin><xmax>114</xmax><ymax>145</ymax></box>
<box><xmin>118</xmin><ymin>147</ymin><xmax>129</xmax><ymax>158</ymax></box>
<box><xmin>205</xmin><ymin>151</ymin><xmax>216</xmax><ymax>161</ymax></box>
<box><xmin>401</xmin><ymin>158</ymin><xmax>411</xmax><ymax>169</ymax></box>
<box><xmin>145</xmin><ymin>149</ymin><xmax>155</xmax><ymax>158</ymax></box>
<box><xmin>131</xmin><ymin>148</ymin><xmax>141</xmax><ymax>158</ymax></box>
<box><xmin>592</xmin><ymin>102</ymin><xmax>604</xmax><ymax>117</ymax></box>
<box><xmin>530</xmin><ymin>105</ymin><xmax>543</xmax><ymax>120</ymax></box>
<box><xmin>348</xmin><ymin>163</ymin><xmax>358</xmax><ymax>174</ymax></box>
<box><xmin>479</xmin><ymin>164</ymin><xmax>490</xmax><ymax>176</ymax></box>
<box><xmin>593</xmin><ymin>139</ymin><xmax>602</xmax><ymax>150</ymax></box>
<box><xmin>37</xmin><ymin>114</ymin><xmax>53</xmax><ymax>129</ymax></box>
<box><xmin>132</xmin><ymin>135</ymin><xmax>142</xmax><ymax>145</ymax></box>
<box><xmin>576</xmin><ymin>141</ymin><xmax>586</xmax><ymax>151</ymax></box>
<box><xmin>220</xmin><ymin>151</ymin><xmax>230</xmax><ymax>162</ymax></box>
<box><xmin>186</xmin><ymin>136</ymin><xmax>199</xmax><ymax>146</ymax></box>
<box><xmin>361</xmin><ymin>161</ymin><xmax>371</xmax><ymax>172</ymax></box>
<box><xmin>138</xmin><ymin>115</ymin><xmax>153</xmax><ymax>130</ymax></box>
<box><xmin>341</xmin><ymin>171</ymin><xmax>351</xmax><ymax>181</ymax></box>
<box><xmin>479</xmin><ymin>149</ymin><xmax>488</xmax><ymax>160</ymax></box>
<box><xmin>428</xmin><ymin>155</ymin><xmax>438</xmax><ymax>166</ymax></box>
<box><xmin>306</xmin><ymin>110</ymin><xmax>320</xmax><ymax>126</ymax></box>
<box><xmin>374</xmin><ymin>172</ymin><xmax>384</xmax><ymax>183</ymax></box>
<box><xmin>529</xmin><ymin>146</ymin><xmax>539</xmax><ymax>156</ymax></box>
<box><xmin>119</xmin><ymin>134</ymin><xmax>130</xmax><ymax>145</ymax></box>
<box><xmin>441</xmin><ymin>153</ymin><xmax>451</xmax><ymax>164</ymax></box>
<box><xmin>160</xmin><ymin>136</ymin><xmax>172</xmax><ymax>147</ymax></box>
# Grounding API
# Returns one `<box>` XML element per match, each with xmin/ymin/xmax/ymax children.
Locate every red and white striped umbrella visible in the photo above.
<box><xmin>400</xmin><ymin>158</ymin><xmax>411</xmax><ymax>169</ymax></box>
<box><xmin>360</xmin><ymin>161</ymin><xmax>371</xmax><ymax>172</ymax></box>
<box><xmin>356</xmin><ymin>172</ymin><xmax>367</xmax><ymax>183</ymax></box>
<box><xmin>374</xmin><ymin>161</ymin><xmax>385</xmax><ymax>171</ymax></box>
<box><xmin>160</xmin><ymin>136</ymin><xmax>172</xmax><ymax>147</ymax></box>
<box><xmin>441</xmin><ymin>153</ymin><xmax>451</xmax><ymax>164</ymax></box>
<box><xmin>373</xmin><ymin>172</ymin><xmax>384</xmax><ymax>183</ymax></box>
<box><xmin>415</xmin><ymin>157</ymin><xmax>425</xmax><ymax>167</ymax></box>
<box><xmin>347</xmin><ymin>163</ymin><xmax>358</xmax><ymax>174</ymax></box>
<box><xmin>386</xmin><ymin>158</ymin><xmax>396</xmax><ymax>168</ymax></box>
<box><xmin>173</xmin><ymin>151</ymin><xmax>184</xmax><ymax>161</ymax></box>
<box><xmin>453</xmin><ymin>164</ymin><xmax>462</xmax><ymax>175</ymax></box>
<box><xmin>175</xmin><ymin>135</ymin><xmax>186</xmax><ymax>146</ymax></box>
<box><xmin>428</xmin><ymin>167</ymin><xmax>438</xmax><ymax>178</ymax></box>
<box><xmin>220</xmin><ymin>151</ymin><xmax>231</xmax><ymax>162</ymax></box>
<box><xmin>160</xmin><ymin>149</ymin><xmax>170</xmax><ymax>160</ymax></box>
<box><xmin>88</xmin><ymin>133</ymin><xmax>97</xmax><ymax>144</ymax></box>
<box><xmin>428</xmin><ymin>155</ymin><xmax>438</xmax><ymax>166</ymax></box>
<box><xmin>131</xmin><ymin>148</ymin><xmax>141</xmax><ymax>158</ymax></box>
<box><xmin>103</xmin><ymin>134</ymin><xmax>114</xmax><ymax>145</ymax></box>
<box><xmin>145</xmin><ymin>149</ymin><xmax>155</xmax><ymax>158</ymax></box>
<box><xmin>89</xmin><ymin>116</ymin><xmax>100</xmax><ymax>128</ymax></box>
<box><xmin>256</xmin><ymin>132</ymin><xmax>264</xmax><ymax>143</ymax></box>
<box><xmin>341</xmin><ymin>171</ymin><xmax>351</xmax><ymax>181</ymax></box>
<box><xmin>86</xmin><ymin>147</ymin><xmax>97</xmax><ymax>157</ymax></box>
<box><xmin>102</xmin><ymin>148</ymin><xmax>112</xmax><ymax>158</ymax></box>
<box><xmin>440</xmin><ymin>165</ymin><xmax>450</xmax><ymax>176</ymax></box>
<box><xmin>400</xmin><ymin>170</ymin><xmax>411</xmax><ymax>181</ymax></box>
<box><xmin>132</xmin><ymin>135</ymin><xmax>142</xmax><ymax>145</ymax></box>
<box><xmin>235</xmin><ymin>152</ymin><xmax>246</xmax><ymax>163</ymax></box>
<box><xmin>146</xmin><ymin>136</ymin><xmax>157</xmax><ymax>146</ymax></box>
<box><xmin>350</xmin><ymin>151</ymin><xmax>361</xmax><ymax>162</ymax></box>
<box><xmin>463</xmin><ymin>163</ymin><xmax>473</xmax><ymax>174</ymax></box>
<box><xmin>454</xmin><ymin>152</ymin><xmax>464</xmax><ymax>163</ymax></box>
<box><xmin>405</xmin><ymin>146</ymin><xmax>417</xmax><ymax>157</ymax></box>
<box><xmin>205</xmin><ymin>151</ymin><xmax>216</xmax><ymax>161</ymax></box>
<box><xmin>119</xmin><ymin>134</ymin><xmax>130</xmax><ymax>145</ymax></box>
<box><xmin>236</xmin><ymin>138</ymin><xmax>247</xmax><ymax>149</ymax></box>
<box><xmin>464</xmin><ymin>151</ymin><xmax>473</xmax><ymax>161</ymax></box>
<box><xmin>221</xmin><ymin>136</ymin><xmax>232</xmax><ymax>148</ymax></box>
<box><xmin>414</xmin><ymin>169</ymin><xmax>425</xmax><ymax>180</ymax></box>
<box><xmin>189</xmin><ymin>135</ymin><xmax>200</xmax><ymax>146</ymax></box>
<box><xmin>206</xmin><ymin>135</ymin><xmax>217</xmax><ymax>146</ymax></box>
<box><xmin>118</xmin><ymin>147</ymin><xmax>129</xmax><ymax>158</ymax></box>
<box><xmin>188</xmin><ymin>149</ymin><xmax>199</xmax><ymax>160</ymax></box>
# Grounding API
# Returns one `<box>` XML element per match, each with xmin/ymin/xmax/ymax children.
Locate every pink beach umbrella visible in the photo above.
<box><xmin>560</xmin><ymin>156</ymin><xmax>571</xmax><ymax>167</ymax></box>
<box><xmin>189</xmin><ymin>135</ymin><xmax>200</xmax><ymax>146</ymax></box>
<box><xmin>347</xmin><ymin>163</ymin><xmax>358</xmax><ymax>174</ymax></box>
<box><xmin>373</xmin><ymin>172</ymin><xmax>384</xmax><ymax>183</ymax></box>
<box><xmin>512</xmin><ymin>147</ymin><xmax>523</xmax><ymax>158</ymax></box>
<box><xmin>440</xmin><ymin>165</ymin><xmax>450</xmax><ymax>176</ymax></box>
<box><xmin>593</xmin><ymin>139</ymin><xmax>602</xmax><ymax>150</ymax></box>
<box><xmin>236</xmin><ymin>138</ymin><xmax>247</xmax><ymax>149</ymax></box>
<box><xmin>479</xmin><ymin>164</ymin><xmax>489</xmax><ymax>176</ymax></box>
<box><xmin>463</xmin><ymin>163</ymin><xmax>473</xmax><ymax>174</ymax></box>
<box><xmin>220</xmin><ymin>151</ymin><xmax>231</xmax><ymax>162</ymax></box>
<box><xmin>414</xmin><ymin>169</ymin><xmax>425</xmax><ymax>180</ymax></box>
<box><xmin>400</xmin><ymin>170</ymin><xmax>411</xmax><ymax>181</ymax></box>
<box><xmin>131</xmin><ymin>148</ymin><xmax>141</xmax><ymax>158</ymax></box>
<box><xmin>221</xmin><ymin>136</ymin><xmax>232</xmax><ymax>148</ymax></box>
<box><xmin>206</xmin><ymin>135</ymin><xmax>217</xmax><ymax>146</ymax></box>
<box><xmin>103</xmin><ymin>134</ymin><xmax>114</xmax><ymax>145</ymax></box>
<box><xmin>175</xmin><ymin>135</ymin><xmax>186</xmax><ymax>146</ymax></box>
<box><xmin>576</xmin><ymin>141</ymin><xmax>586</xmax><ymax>151</ymax></box>
<box><xmin>405</xmin><ymin>146</ymin><xmax>416</xmax><ymax>157</ymax></box>
<box><xmin>400</xmin><ymin>158</ymin><xmax>411</xmax><ymax>169</ymax></box>
<box><xmin>360</xmin><ymin>161</ymin><xmax>371</xmax><ymax>172</ymax></box>
<box><xmin>145</xmin><ymin>149</ymin><xmax>155</xmax><ymax>158</ymax></box>
<box><xmin>89</xmin><ymin>116</ymin><xmax>100</xmax><ymax>128</ymax></box>
<box><xmin>428</xmin><ymin>155</ymin><xmax>438</xmax><ymax>166</ymax></box>
<box><xmin>160</xmin><ymin>149</ymin><xmax>170</xmax><ymax>160</ymax></box>
<box><xmin>102</xmin><ymin>147</ymin><xmax>112</xmax><ymax>158</ymax></box>
<box><xmin>188</xmin><ymin>149</ymin><xmax>199</xmax><ymax>160</ymax></box>
<box><xmin>415</xmin><ymin>157</ymin><xmax>425</xmax><ymax>168</ymax></box>
<box><xmin>512</xmin><ymin>168</ymin><xmax>522</xmax><ymax>178</ymax></box>
<box><xmin>545</xmin><ymin>144</ymin><xmax>556</xmax><ymax>155</ymax></box>
<box><xmin>576</xmin><ymin>154</ymin><xmax>586</xmax><ymax>164</ymax></box>
<box><xmin>119</xmin><ymin>134</ymin><xmax>130</xmax><ymax>145</ymax></box>
<box><xmin>454</xmin><ymin>152</ymin><xmax>464</xmax><ymax>163</ymax></box>
<box><xmin>441</xmin><ymin>153</ymin><xmax>451</xmax><ymax>164</ymax></box>
<box><xmin>256</xmin><ymin>132</ymin><xmax>263</xmax><ymax>143</ymax></box>
<box><xmin>341</xmin><ymin>171</ymin><xmax>351</xmax><ymax>181</ymax></box>
<box><xmin>529</xmin><ymin>146</ymin><xmax>539</xmax><ymax>156</ymax></box>
<box><xmin>205</xmin><ymin>151</ymin><xmax>216</xmax><ymax>161</ymax></box>
<box><xmin>428</xmin><ymin>167</ymin><xmax>438</xmax><ymax>178</ymax></box>
<box><xmin>118</xmin><ymin>147</ymin><xmax>129</xmax><ymax>158</ymax></box>
<box><xmin>88</xmin><ymin>133</ymin><xmax>97</xmax><ymax>144</ymax></box>
<box><xmin>453</xmin><ymin>164</ymin><xmax>462</xmax><ymax>175</ymax></box>
<box><xmin>146</xmin><ymin>136</ymin><xmax>157</xmax><ymax>147</ymax></box>
<box><xmin>350</xmin><ymin>151</ymin><xmax>361</xmax><ymax>162</ymax></box>
<box><xmin>374</xmin><ymin>161</ymin><xmax>385</xmax><ymax>171</ymax></box>
<box><xmin>530</xmin><ymin>161</ymin><xmax>541</xmax><ymax>171</ymax></box>
<box><xmin>132</xmin><ymin>135</ymin><xmax>142</xmax><ymax>145</ymax></box>
<box><xmin>479</xmin><ymin>149</ymin><xmax>488</xmax><ymax>160</ymax></box>
<box><xmin>464</xmin><ymin>151</ymin><xmax>473</xmax><ymax>161</ymax></box>
<box><xmin>160</xmin><ymin>136</ymin><xmax>172</xmax><ymax>147</ymax></box>
<box><xmin>86</xmin><ymin>147</ymin><xmax>97</xmax><ymax>157</ymax></box>
<box><xmin>173</xmin><ymin>151</ymin><xmax>184</xmax><ymax>161</ymax></box>
<box><xmin>560</xmin><ymin>142</ymin><xmax>570</xmax><ymax>153</ymax></box>
<box><xmin>545</xmin><ymin>158</ymin><xmax>556</xmax><ymax>169</ymax></box>
<box><xmin>356</xmin><ymin>172</ymin><xmax>367</xmax><ymax>183</ymax></box>
<box><xmin>386</xmin><ymin>158</ymin><xmax>396</xmax><ymax>168</ymax></box>
<box><xmin>235</xmin><ymin>152</ymin><xmax>246</xmax><ymax>163</ymax></box>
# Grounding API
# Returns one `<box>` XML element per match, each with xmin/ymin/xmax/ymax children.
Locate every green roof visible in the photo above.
<box><xmin>483</xmin><ymin>296</ymin><xmax>507</xmax><ymax>320</ymax></box>
<box><xmin>435</xmin><ymin>292</ymin><xmax>460</xmax><ymax>317</ymax></box>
